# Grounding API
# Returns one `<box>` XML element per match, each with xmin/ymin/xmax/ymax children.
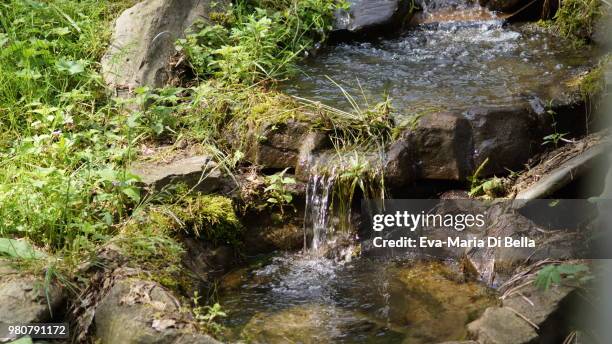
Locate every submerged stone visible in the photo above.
<box><xmin>241</xmin><ymin>304</ymin><xmax>396</xmax><ymax>344</ymax></box>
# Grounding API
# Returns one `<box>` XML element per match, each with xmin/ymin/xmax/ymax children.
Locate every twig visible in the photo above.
<box><xmin>506</xmin><ymin>306</ymin><xmax>540</xmax><ymax>330</ymax></box>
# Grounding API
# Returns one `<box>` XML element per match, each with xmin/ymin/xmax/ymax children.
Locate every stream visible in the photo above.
<box><xmin>281</xmin><ymin>5</ymin><xmax>595</xmax><ymax>120</ymax></box>
<box><xmin>218</xmin><ymin>3</ymin><xmax>594</xmax><ymax>343</ymax></box>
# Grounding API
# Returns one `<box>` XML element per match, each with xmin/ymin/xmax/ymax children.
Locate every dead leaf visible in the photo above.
<box><xmin>152</xmin><ymin>318</ymin><xmax>176</xmax><ymax>332</ymax></box>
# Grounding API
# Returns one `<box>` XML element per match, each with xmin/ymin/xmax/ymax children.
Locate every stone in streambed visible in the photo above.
<box><xmin>384</xmin><ymin>105</ymin><xmax>554</xmax><ymax>184</ymax></box>
<box><xmin>245</xmin><ymin>120</ymin><xmax>329</xmax><ymax>172</ymax></box>
<box><xmin>464</xmin><ymin>106</ymin><xmax>544</xmax><ymax>177</ymax></box>
<box><xmin>385</xmin><ymin>112</ymin><xmax>473</xmax><ymax>183</ymax></box>
<box><xmin>242</xmin><ymin>304</ymin><xmax>391</xmax><ymax>344</ymax></box>
<box><xmin>102</xmin><ymin>0</ymin><xmax>227</xmax><ymax>90</ymax></box>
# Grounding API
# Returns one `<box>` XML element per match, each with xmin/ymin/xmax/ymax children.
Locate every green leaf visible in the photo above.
<box><xmin>55</xmin><ymin>59</ymin><xmax>85</xmax><ymax>75</ymax></box>
<box><xmin>0</xmin><ymin>238</ymin><xmax>46</xmax><ymax>260</ymax></box>
<box><xmin>122</xmin><ymin>187</ymin><xmax>141</xmax><ymax>203</ymax></box>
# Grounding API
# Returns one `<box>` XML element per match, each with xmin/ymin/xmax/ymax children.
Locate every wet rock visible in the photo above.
<box><xmin>333</xmin><ymin>0</ymin><xmax>413</xmax><ymax>37</ymax></box>
<box><xmin>243</xmin><ymin>222</ymin><xmax>304</xmax><ymax>255</ymax></box>
<box><xmin>131</xmin><ymin>155</ymin><xmax>233</xmax><ymax>194</ymax></box>
<box><xmin>242</xmin><ymin>304</ymin><xmax>388</xmax><ymax>343</ymax></box>
<box><xmin>464</xmin><ymin>106</ymin><xmax>544</xmax><ymax>176</ymax></box>
<box><xmin>0</xmin><ymin>261</ymin><xmax>65</xmax><ymax>325</ymax></box>
<box><xmin>296</xmin><ymin>131</ymin><xmax>332</xmax><ymax>180</ymax></box>
<box><xmin>384</xmin><ymin>135</ymin><xmax>417</xmax><ymax>188</ymax></box>
<box><xmin>102</xmin><ymin>0</ymin><xmax>227</xmax><ymax>90</ymax></box>
<box><xmin>389</xmin><ymin>262</ymin><xmax>497</xmax><ymax>342</ymax></box>
<box><xmin>467</xmin><ymin>306</ymin><xmax>538</xmax><ymax>344</ymax></box>
<box><xmin>388</xmin><ymin>112</ymin><xmax>473</xmax><ymax>182</ymax></box>
<box><xmin>385</xmin><ymin>105</ymin><xmax>556</xmax><ymax>182</ymax></box>
<box><xmin>94</xmin><ymin>279</ymin><xmax>220</xmax><ymax>344</ymax></box>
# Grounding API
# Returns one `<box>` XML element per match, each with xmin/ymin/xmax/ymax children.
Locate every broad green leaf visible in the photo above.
<box><xmin>55</xmin><ymin>59</ymin><xmax>85</xmax><ymax>75</ymax></box>
<box><xmin>0</xmin><ymin>238</ymin><xmax>46</xmax><ymax>259</ymax></box>
<box><xmin>122</xmin><ymin>187</ymin><xmax>141</xmax><ymax>203</ymax></box>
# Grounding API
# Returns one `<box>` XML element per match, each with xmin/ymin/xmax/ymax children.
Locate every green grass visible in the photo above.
<box><xmin>0</xmin><ymin>0</ymin><xmax>140</xmax><ymax>253</ymax></box>
<box><xmin>177</xmin><ymin>0</ymin><xmax>342</xmax><ymax>84</ymax></box>
<box><xmin>0</xmin><ymin>0</ymin><xmax>346</xmax><ymax>265</ymax></box>
<box><xmin>542</xmin><ymin>0</ymin><xmax>605</xmax><ymax>44</ymax></box>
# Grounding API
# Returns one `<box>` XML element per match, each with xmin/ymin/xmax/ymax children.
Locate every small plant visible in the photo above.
<box><xmin>264</xmin><ymin>168</ymin><xmax>296</xmax><ymax>215</ymax></box>
<box><xmin>468</xmin><ymin>158</ymin><xmax>504</xmax><ymax>198</ymax></box>
<box><xmin>192</xmin><ymin>292</ymin><xmax>227</xmax><ymax>336</ymax></box>
<box><xmin>542</xmin><ymin>105</ymin><xmax>571</xmax><ymax>147</ymax></box>
<box><xmin>535</xmin><ymin>263</ymin><xmax>592</xmax><ymax>290</ymax></box>
<box><xmin>542</xmin><ymin>132</ymin><xmax>570</xmax><ymax>146</ymax></box>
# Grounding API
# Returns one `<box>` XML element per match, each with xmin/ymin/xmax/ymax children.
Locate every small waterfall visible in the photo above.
<box><xmin>303</xmin><ymin>171</ymin><xmax>336</xmax><ymax>252</ymax></box>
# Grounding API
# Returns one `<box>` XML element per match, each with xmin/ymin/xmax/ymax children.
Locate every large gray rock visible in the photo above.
<box><xmin>94</xmin><ymin>279</ymin><xmax>220</xmax><ymax>344</ymax></box>
<box><xmin>102</xmin><ymin>0</ymin><xmax>225</xmax><ymax>90</ymax></box>
<box><xmin>384</xmin><ymin>106</ymin><xmax>550</xmax><ymax>183</ymax></box>
<box><xmin>333</xmin><ymin>0</ymin><xmax>413</xmax><ymax>36</ymax></box>
<box><xmin>0</xmin><ymin>261</ymin><xmax>65</xmax><ymax>325</ymax></box>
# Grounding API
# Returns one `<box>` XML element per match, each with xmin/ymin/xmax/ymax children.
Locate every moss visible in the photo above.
<box><xmin>579</xmin><ymin>62</ymin><xmax>606</xmax><ymax>99</ymax></box>
<box><xmin>566</xmin><ymin>55</ymin><xmax>609</xmax><ymax>99</ymax></box>
<box><xmin>115</xmin><ymin>210</ymin><xmax>187</xmax><ymax>290</ymax></box>
<box><xmin>170</xmin><ymin>195</ymin><xmax>243</xmax><ymax>246</ymax></box>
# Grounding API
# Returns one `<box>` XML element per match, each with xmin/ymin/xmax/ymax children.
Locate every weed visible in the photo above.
<box><xmin>177</xmin><ymin>0</ymin><xmax>342</xmax><ymax>84</ymax></box>
<box><xmin>264</xmin><ymin>168</ymin><xmax>297</xmax><ymax>216</ymax></box>
<box><xmin>192</xmin><ymin>291</ymin><xmax>227</xmax><ymax>336</ymax></box>
<box><xmin>535</xmin><ymin>263</ymin><xmax>592</xmax><ymax>290</ymax></box>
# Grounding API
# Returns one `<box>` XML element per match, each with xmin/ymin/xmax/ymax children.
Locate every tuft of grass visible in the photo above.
<box><xmin>550</xmin><ymin>0</ymin><xmax>604</xmax><ymax>44</ymax></box>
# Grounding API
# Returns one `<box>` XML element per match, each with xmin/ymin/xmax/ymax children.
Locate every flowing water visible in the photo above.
<box><xmin>219</xmin><ymin>172</ymin><xmax>494</xmax><ymax>343</ymax></box>
<box><xmin>214</xmin><ymin>4</ymin><xmax>594</xmax><ymax>342</ymax></box>
<box><xmin>219</xmin><ymin>255</ymin><xmax>496</xmax><ymax>343</ymax></box>
<box><xmin>281</xmin><ymin>8</ymin><xmax>595</xmax><ymax>120</ymax></box>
